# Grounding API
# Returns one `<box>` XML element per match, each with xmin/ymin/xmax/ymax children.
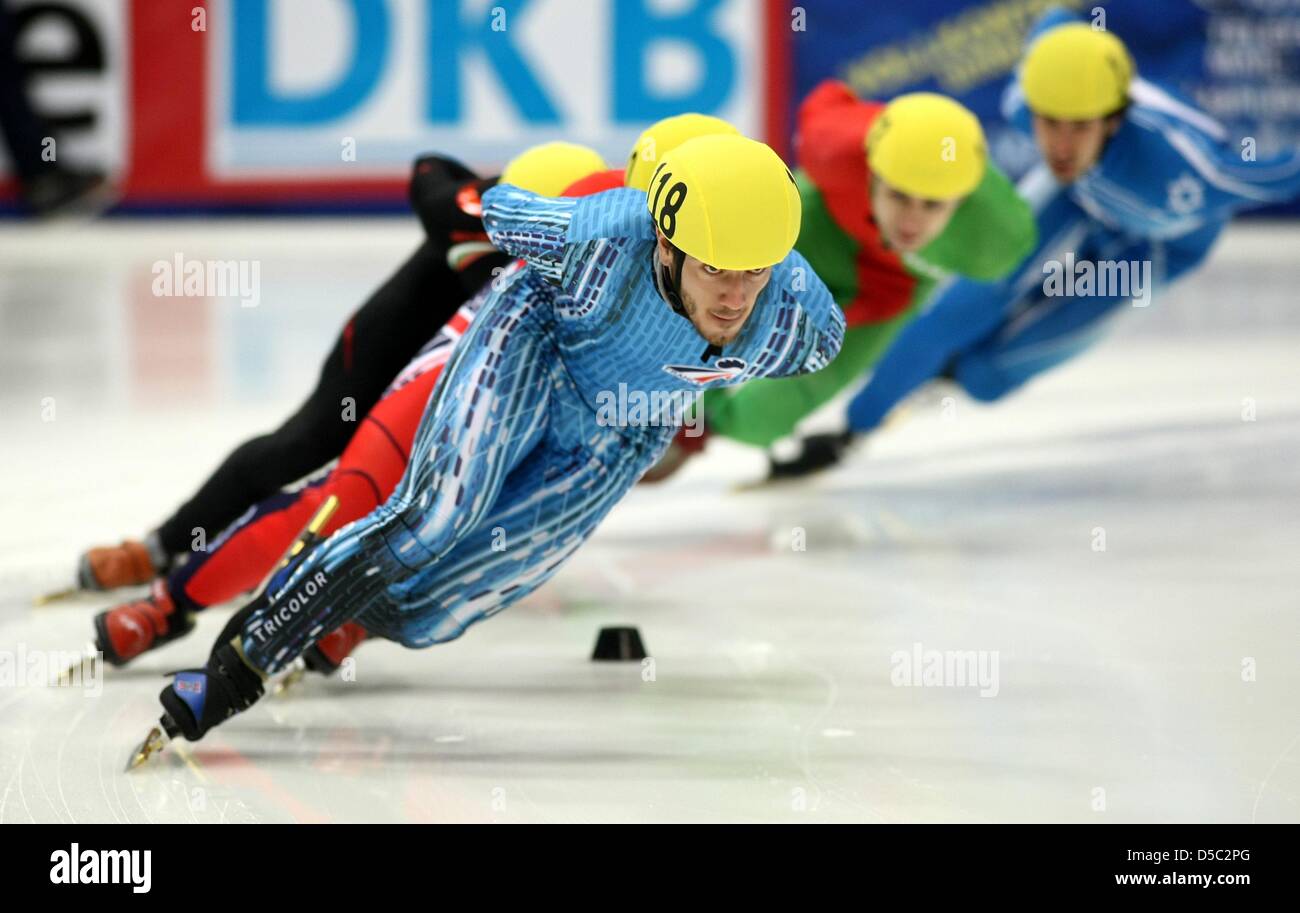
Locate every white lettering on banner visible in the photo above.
<box><xmin>209</xmin><ymin>0</ymin><xmax>763</xmax><ymax>176</ymax></box>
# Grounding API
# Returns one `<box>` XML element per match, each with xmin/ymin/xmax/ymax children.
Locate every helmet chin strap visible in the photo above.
<box><xmin>653</xmin><ymin>244</ymin><xmax>688</xmax><ymax>317</ymax></box>
<box><xmin>653</xmin><ymin>244</ymin><xmax>724</xmax><ymax>362</ymax></box>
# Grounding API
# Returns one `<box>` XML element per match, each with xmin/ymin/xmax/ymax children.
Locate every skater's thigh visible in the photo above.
<box><xmin>954</xmin><ymin>228</ymin><xmax>1144</xmax><ymax>398</ymax></box>
<box><xmin>337</xmin><ymin>362</ymin><xmax>447</xmax><ymax>501</ymax></box>
<box><xmin>276</xmin><ymin>242</ymin><xmax>452</xmax><ymax>460</ymax></box>
<box><xmin>362</xmin><ymin>430</ymin><xmax>649</xmax><ymax>648</ymax></box>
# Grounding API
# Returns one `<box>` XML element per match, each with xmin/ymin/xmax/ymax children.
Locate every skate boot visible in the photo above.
<box><xmin>93</xmin><ymin>579</ymin><xmax>195</xmax><ymax>666</ymax></box>
<box><xmin>302</xmin><ymin>622</ymin><xmax>371</xmax><ymax>676</ymax></box>
<box><xmin>767</xmin><ymin>429</ymin><xmax>861</xmax><ymax>481</ymax></box>
<box><xmin>78</xmin><ymin>532</ymin><xmax>168</xmax><ymax>591</ymax></box>
<box><xmin>129</xmin><ymin>497</ymin><xmax>340</xmax><ymax>767</ymax></box>
<box><xmin>158</xmin><ymin>642</ymin><xmax>265</xmax><ymax>743</ymax></box>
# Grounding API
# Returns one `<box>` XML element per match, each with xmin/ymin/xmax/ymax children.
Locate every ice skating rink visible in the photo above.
<box><xmin>1</xmin><ymin>218</ymin><xmax>1297</xmax><ymax>823</ymax></box>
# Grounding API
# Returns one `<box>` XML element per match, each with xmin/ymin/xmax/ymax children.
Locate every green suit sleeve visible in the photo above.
<box><xmin>701</xmin><ymin>165</ymin><xmax>1034</xmax><ymax>449</ymax></box>
<box><xmin>915</xmin><ymin>161</ymin><xmax>1038</xmax><ymax>280</ymax></box>
<box><xmin>791</xmin><ymin>171</ymin><xmax>860</xmax><ymax>308</ymax></box>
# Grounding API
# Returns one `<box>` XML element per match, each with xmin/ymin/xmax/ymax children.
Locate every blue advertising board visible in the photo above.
<box><xmin>787</xmin><ymin>0</ymin><xmax>1300</xmax><ymax>215</ymax></box>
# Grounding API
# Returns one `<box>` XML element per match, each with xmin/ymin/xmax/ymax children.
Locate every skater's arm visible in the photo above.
<box><xmin>1156</xmin><ymin>117</ymin><xmax>1300</xmax><ymax>212</ymax></box>
<box><xmin>920</xmin><ymin>162</ymin><xmax>1038</xmax><ymax>281</ymax></box>
<box><xmin>481</xmin><ymin>183</ymin><xmax>652</xmax><ymax>286</ymax></box>
<box><xmin>760</xmin><ymin>251</ymin><xmax>847</xmax><ymax>379</ymax></box>
<box><xmin>792</xmin><ymin>173</ymin><xmax>862</xmax><ymax>308</ymax></box>
<box><xmin>844</xmin><ymin>274</ymin><xmax>1011</xmax><ymax>433</ymax></box>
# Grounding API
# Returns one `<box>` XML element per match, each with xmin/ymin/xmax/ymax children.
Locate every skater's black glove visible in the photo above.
<box><xmin>160</xmin><ymin>642</ymin><xmax>265</xmax><ymax>742</ymax></box>
<box><xmin>408</xmin><ymin>153</ymin><xmax>499</xmax><ymax>246</ymax></box>
<box><xmin>768</xmin><ymin>430</ymin><xmax>859</xmax><ymax>480</ymax></box>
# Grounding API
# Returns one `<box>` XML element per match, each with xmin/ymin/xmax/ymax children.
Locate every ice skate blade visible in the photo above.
<box><xmin>284</xmin><ymin>494</ymin><xmax>340</xmax><ymax>567</ymax></box>
<box><xmin>270</xmin><ymin>659</ymin><xmax>307</xmax><ymax>697</ymax></box>
<box><xmin>34</xmin><ymin>586</ymin><xmax>79</xmax><ymax>607</ymax></box>
<box><xmin>732</xmin><ymin>472</ymin><xmax>809</xmax><ymax>493</ymax></box>
<box><xmin>249</xmin><ymin>494</ymin><xmax>341</xmax><ymax>603</ymax></box>
<box><xmin>55</xmin><ymin>646</ymin><xmax>99</xmax><ymax>686</ymax></box>
<box><xmin>125</xmin><ymin>723</ymin><xmax>171</xmax><ymax>771</ymax></box>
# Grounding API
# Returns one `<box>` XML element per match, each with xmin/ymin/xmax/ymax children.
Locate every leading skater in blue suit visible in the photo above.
<box><xmin>776</xmin><ymin>8</ymin><xmax>1300</xmax><ymax>476</ymax></box>
<box><xmin>143</xmin><ymin>135</ymin><xmax>844</xmax><ymax>749</ymax></box>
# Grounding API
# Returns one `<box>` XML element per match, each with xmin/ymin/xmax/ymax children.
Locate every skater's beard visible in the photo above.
<box><xmin>654</xmin><ymin>231</ymin><xmax>766</xmax><ymax>348</ymax></box>
<box><xmin>679</xmin><ymin>287</ymin><xmax>744</xmax><ymax>347</ymax></box>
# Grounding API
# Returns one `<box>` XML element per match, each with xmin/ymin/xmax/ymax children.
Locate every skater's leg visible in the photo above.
<box><xmin>157</xmin><ymin>282</ymin><xmax>563</xmax><ymax>741</ymax></box>
<box><xmin>237</xmin><ymin>280</ymin><xmax>558</xmax><ymax>674</ymax></box>
<box><xmin>361</xmin><ymin>422</ymin><xmax>657</xmax><ymax>647</ymax></box>
<box><xmin>844</xmin><ymin>189</ymin><xmax>1090</xmax><ymax>433</ymax></box>
<box><xmin>94</xmin><ymin>356</ymin><xmax>448</xmax><ymax>665</ymax></box>
<box><xmin>172</xmin><ymin>361</ymin><xmax>447</xmax><ymax>609</ymax></box>
<box><xmin>407</xmin><ymin>153</ymin><xmax>510</xmax><ymax>296</ymax></box>
<box><xmin>955</xmin><ymin>221</ymin><xmax>1223</xmax><ymax>401</ymax></box>
<box><xmin>841</xmin><ymin>277</ymin><xmax>1020</xmax><ymax>431</ymax></box>
<box><xmin>158</xmin><ymin>411</ymin><xmax>658</xmax><ymax>745</ymax></box>
<box><xmin>151</xmin><ymin>239</ymin><xmax>460</xmax><ymax>561</ymax></box>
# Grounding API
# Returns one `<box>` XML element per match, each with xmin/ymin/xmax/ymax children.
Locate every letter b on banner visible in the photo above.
<box><xmin>613</xmin><ymin>0</ymin><xmax>735</xmax><ymax>120</ymax></box>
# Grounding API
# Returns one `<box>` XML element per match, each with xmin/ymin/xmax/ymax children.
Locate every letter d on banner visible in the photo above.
<box><xmin>232</xmin><ymin>0</ymin><xmax>388</xmax><ymax>124</ymax></box>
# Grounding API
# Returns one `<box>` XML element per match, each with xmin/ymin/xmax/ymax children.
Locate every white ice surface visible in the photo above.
<box><xmin>0</xmin><ymin>219</ymin><xmax>1297</xmax><ymax>823</ymax></box>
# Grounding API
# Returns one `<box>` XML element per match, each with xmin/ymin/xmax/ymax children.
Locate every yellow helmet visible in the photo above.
<box><xmin>1022</xmin><ymin>23</ymin><xmax>1134</xmax><ymax>120</ymax></box>
<box><xmin>647</xmin><ymin>134</ymin><xmax>801</xmax><ymax>271</ymax></box>
<box><xmin>866</xmin><ymin>92</ymin><xmax>987</xmax><ymax>201</ymax></box>
<box><xmin>501</xmin><ymin>141</ymin><xmax>607</xmax><ymax>197</ymax></box>
<box><xmin>625</xmin><ymin>113</ymin><xmax>740</xmax><ymax>192</ymax></box>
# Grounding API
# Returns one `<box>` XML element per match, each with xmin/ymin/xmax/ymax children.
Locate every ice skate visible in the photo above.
<box><xmin>739</xmin><ymin>429</ymin><xmax>861</xmax><ymax>489</ymax></box>
<box><xmin>128</xmin><ymin>641</ymin><xmax>265</xmax><ymax>769</ymax></box>
<box><xmin>124</xmin><ymin>724</ymin><xmax>171</xmax><ymax>772</ymax></box>
<box><xmin>129</xmin><ymin>493</ymin><xmax>343</xmax><ymax>760</ymax></box>
<box><xmin>92</xmin><ymin>579</ymin><xmax>195</xmax><ymax>667</ymax></box>
<box><xmin>76</xmin><ymin>534</ymin><xmax>167</xmax><ymax>592</ymax></box>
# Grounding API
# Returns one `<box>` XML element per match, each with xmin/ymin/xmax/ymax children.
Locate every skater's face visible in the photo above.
<box><xmin>1032</xmin><ymin>114</ymin><xmax>1122</xmax><ymax>183</ymax></box>
<box><xmin>870</xmin><ymin>180</ymin><xmax>962</xmax><ymax>253</ymax></box>
<box><xmin>656</xmin><ymin>232</ymin><xmax>772</xmax><ymax>347</ymax></box>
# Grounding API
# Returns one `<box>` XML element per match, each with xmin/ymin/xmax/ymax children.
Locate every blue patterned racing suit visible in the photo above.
<box><xmin>238</xmin><ymin>185</ymin><xmax>845</xmax><ymax>671</ymax></box>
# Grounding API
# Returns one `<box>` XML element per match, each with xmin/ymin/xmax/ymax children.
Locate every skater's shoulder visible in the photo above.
<box><xmin>1090</xmin><ymin>81</ymin><xmax>1281</xmax><ymax>204</ymax></box>
<box><xmin>763</xmin><ymin>249</ymin><xmax>837</xmax><ymax>315</ymax></box>
<box><xmin>483</xmin><ymin>182</ymin><xmax>652</xmax><ymax>242</ymax></box>
<box><xmin>1125</xmin><ymin>79</ymin><xmax>1229</xmax><ymax>147</ymax></box>
<box><xmin>566</xmin><ymin>187</ymin><xmax>656</xmax><ymax>244</ymax></box>
<box><xmin>795</xmin><ymin>81</ymin><xmax>878</xmax><ymax>199</ymax></box>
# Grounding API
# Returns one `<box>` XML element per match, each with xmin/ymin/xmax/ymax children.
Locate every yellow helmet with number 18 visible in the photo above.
<box><xmin>646</xmin><ymin>134</ymin><xmax>801</xmax><ymax>271</ymax></box>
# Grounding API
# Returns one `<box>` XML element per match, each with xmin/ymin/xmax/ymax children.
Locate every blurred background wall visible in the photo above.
<box><xmin>0</xmin><ymin>0</ymin><xmax>1297</xmax><ymax>215</ymax></box>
